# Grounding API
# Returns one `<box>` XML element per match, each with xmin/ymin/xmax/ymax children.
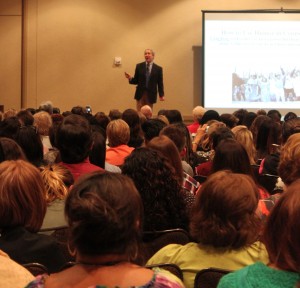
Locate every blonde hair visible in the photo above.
<box><xmin>33</xmin><ymin>111</ymin><xmax>53</xmax><ymax>136</ymax></box>
<box><xmin>232</xmin><ymin>125</ymin><xmax>257</xmax><ymax>165</ymax></box>
<box><xmin>200</xmin><ymin>121</ymin><xmax>225</xmax><ymax>151</ymax></box>
<box><xmin>107</xmin><ymin>119</ymin><xmax>130</xmax><ymax>147</ymax></box>
<box><xmin>39</xmin><ymin>164</ymin><xmax>73</xmax><ymax>204</ymax></box>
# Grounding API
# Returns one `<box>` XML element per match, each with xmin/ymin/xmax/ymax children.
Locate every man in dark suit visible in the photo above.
<box><xmin>125</xmin><ymin>49</ymin><xmax>164</xmax><ymax>111</ymax></box>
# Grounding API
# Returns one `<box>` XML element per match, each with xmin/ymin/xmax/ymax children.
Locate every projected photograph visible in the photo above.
<box><xmin>203</xmin><ymin>11</ymin><xmax>300</xmax><ymax>110</ymax></box>
<box><xmin>232</xmin><ymin>67</ymin><xmax>300</xmax><ymax>103</ymax></box>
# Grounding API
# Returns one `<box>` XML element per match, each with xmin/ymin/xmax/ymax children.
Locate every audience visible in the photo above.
<box><xmin>0</xmin><ymin>160</ymin><xmax>66</xmax><ymax>273</ymax></box>
<box><xmin>106</xmin><ymin>119</ymin><xmax>134</xmax><ymax>166</ymax></box>
<box><xmin>0</xmin><ymin>249</ymin><xmax>34</xmax><ymax>287</ymax></box>
<box><xmin>147</xmin><ymin>170</ymin><xmax>268</xmax><ymax>288</ymax></box>
<box><xmin>187</xmin><ymin>105</ymin><xmax>206</xmax><ymax>134</ymax></box>
<box><xmin>121</xmin><ymin>108</ymin><xmax>144</xmax><ymax>148</ymax></box>
<box><xmin>56</xmin><ymin>114</ymin><xmax>104</xmax><ymax>181</ymax></box>
<box><xmin>39</xmin><ymin>164</ymin><xmax>74</xmax><ymax>231</ymax></box>
<box><xmin>140</xmin><ymin>105</ymin><xmax>153</xmax><ymax>119</ymax></box>
<box><xmin>25</xmin><ymin>172</ymin><xmax>184</xmax><ymax>288</ymax></box>
<box><xmin>218</xmin><ymin>180</ymin><xmax>300</xmax><ymax>288</ymax></box>
<box><xmin>122</xmin><ymin>147</ymin><xmax>189</xmax><ymax>232</ymax></box>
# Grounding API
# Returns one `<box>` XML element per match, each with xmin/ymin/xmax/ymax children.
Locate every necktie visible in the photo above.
<box><xmin>146</xmin><ymin>63</ymin><xmax>150</xmax><ymax>88</ymax></box>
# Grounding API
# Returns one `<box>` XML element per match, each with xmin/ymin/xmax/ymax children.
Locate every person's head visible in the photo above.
<box><xmin>164</xmin><ymin>109</ymin><xmax>183</xmax><ymax>124</ymax></box>
<box><xmin>190</xmin><ymin>170</ymin><xmax>260</xmax><ymax>249</ymax></box>
<box><xmin>108</xmin><ymin>109</ymin><xmax>122</xmax><ymax>120</ymax></box>
<box><xmin>122</xmin><ymin>147</ymin><xmax>186</xmax><ymax>231</ymax></box>
<box><xmin>39</xmin><ymin>101</ymin><xmax>53</xmax><ymax>115</ymax></box>
<box><xmin>192</xmin><ymin>106</ymin><xmax>206</xmax><ymax>123</ymax></box>
<box><xmin>242</xmin><ymin>112</ymin><xmax>257</xmax><ymax>129</ymax></box>
<box><xmin>65</xmin><ymin>172</ymin><xmax>142</xmax><ymax>259</ymax></box>
<box><xmin>106</xmin><ymin>119</ymin><xmax>130</xmax><ymax>147</ymax></box>
<box><xmin>93</xmin><ymin>112</ymin><xmax>110</xmax><ymax>131</ymax></box>
<box><xmin>278</xmin><ymin>133</ymin><xmax>300</xmax><ymax>186</ymax></box>
<box><xmin>122</xmin><ymin>109</ymin><xmax>141</xmax><ymax>133</ymax></box>
<box><xmin>283</xmin><ymin>112</ymin><xmax>297</xmax><ymax>122</ymax></box>
<box><xmin>141</xmin><ymin>118</ymin><xmax>167</xmax><ymax>144</ymax></box>
<box><xmin>263</xmin><ymin>181</ymin><xmax>300</xmax><ymax>272</ymax></box>
<box><xmin>255</xmin><ymin>117</ymin><xmax>282</xmax><ymax>159</ymax></box>
<box><xmin>281</xmin><ymin>117</ymin><xmax>300</xmax><ymax>144</ymax></box>
<box><xmin>71</xmin><ymin>106</ymin><xmax>85</xmax><ymax>116</ymax></box>
<box><xmin>15</xmin><ymin>125</ymin><xmax>44</xmax><ymax>167</ymax></box>
<box><xmin>33</xmin><ymin>111</ymin><xmax>53</xmax><ymax>136</ymax></box>
<box><xmin>220</xmin><ymin>113</ymin><xmax>239</xmax><ymax>129</ymax></box>
<box><xmin>147</xmin><ymin>135</ymin><xmax>183</xmax><ymax>183</ymax></box>
<box><xmin>0</xmin><ymin>116</ymin><xmax>21</xmax><ymax>139</ymax></box>
<box><xmin>160</xmin><ymin>124</ymin><xmax>186</xmax><ymax>154</ymax></box>
<box><xmin>39</xmin><ymin>164</ymin><xmax>74</xmax><ymax>204</ymax></box>
<box><xmin>16</xmin><ymin>109</ymin><xmax>34</xmax><ymax>126</ymax></box>
<box><xmin>232</xmin><ymin>125</ymin><xmax>257</xmax><ymax>165</ymax></box>
<box><xmin>0</xmin><ymin>160</ymin><xmax>47</xmax><ymax>232</ymax></box>
<box><xmin>267</xmin><ymin>109</ymin><xmax>282</xmax><ymax>123</ymax></box>
<box><xmin>211</xmin><ymin>139</ymin><xmax>252</xmax><ymax>176</ymax></box>
<box><xmin>0</xmin><ymin>137</ymin><xmax>27</xmax><ymax>162</ymax></box>
<box><xmin>56</xmin><ymin>114</ymin><xmax>93</xmax><ymax>164</ymax></box>
<box><xmin>200</xmin><ymin>110</ymin><xmax>221</xmax><ymax>125</ymax></box>
<box><xmin>256</xmin><ymin>109</ymin><xmax>267</xmax><ymax>116</ymax></box>
<box><xmin>250</xmin><ymin>115</ymin><xmax>269</xmax><ymax>145</ymax></box>
<box><xmin>144</xmin><ymin>49</ymin><xmax>155</xmax><ymax>63</ymax></box>
<box><xmin>233</xmin><ymin>109</ymin><xmax>248</xmax><ymax>125</ymax></box>
<box><xmin>200</xmin><ymin>121</ymin><xmax>227</xmax><ymax>151</ymax></box>
<box><xmin>140</xmin><ymin>105</ymin><xmax>153</xmax><ymax>119</ymax></box>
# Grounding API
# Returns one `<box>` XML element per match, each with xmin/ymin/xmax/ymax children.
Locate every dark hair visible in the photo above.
<box><xmin>122</xmin><ymin>109</ymin><xmax>144</xmax><ymax>148</ymax></box>
<box><xmin>200</xmin><ymin>110</ymin><xmax>220</xmax><ymax>125</ymax></box>
<box><xmin>256</xmin><ymin>118</ymin><xmax>282</xmax><ymax>159</ymax></box>
<box><xmin>0</xmin><ymin>116</ymin><xmax>21</xmax><ymax>139</ymax></box>
<box><xmin>56</xmin><ymin>114</ymin><xmax>93</xmax><ymax>163</ymax></box>
<box><xmin>93</xmin><ymin>112</ymin><xmax>110</xmax><ymax>131</ymax></box>
<box><xmin>232</xmin><ymin>109</ymin><xmax>248</xmax><ymax>125</ymax></box>
<box><xmin>65</xmin><ymin>172</ymin><xmax>142</xmax><ymax>259</ymax></box>
<box><xmin>220</xmin><ymin>113</ymin><xmax>239</xmax><ymax>128</ymax></box>
<box><xmin>160</xmin><ymin>124</ymin><xmax>186</xmax><ymax>152</ymax></box>
<box><xmin>242</xmin><ymin>112</ymin><xmax>257</xmax><ymax>129</ymax></box>
<box><xmin>190</xmin><ymin>170</ymin><xmax>260</xmax><ymax>249</ymax></box>
<box><xmin>263</xmin><ymin>180</ymin><xmax>300</xmax><ymax>272</ymax></box>
<box><xmin>71</xmin><ymin>106</ymin><xmax>85</xmax><ymax>116</ymax></box>
<box><xmin>211</xmin><ymin>139</ymin><xmax>253</xmax><ymax>176</ymax></box>
<box><xmin>122</xmin><ymin>147</ymin><xmax>188</xmax><ymax>231</ymax></box>
<box><xmin>267</xmin><ymin>109</ymin><xmax>282</xmax><ymax>123</ymax></box>
<box><xmin>0</xmin><ymin>137</ymin><xmax>27</xmax><ymax>162</ymax></box>
<box><xmin>281</xmin><ymin>117</ymin><xmax>300</xmax><ymax>144</ymax></box>
<box><xmin>108</xmin><ymin>109</ymin><xmax>122</xmax><ymax>120</ymax></box>
<box><xmin>283</xmin><ymin>112</ymin><xmax>297</xmax><ymax>122</ymax></box>
<box><xmin>141</xmin><ymin>118</ymin><xmax>167</xmax><ymax>144</ymax></box>
<box><xmin>164</xmin><ymin>109</ymin><xmax>183</xmax><ymax>124</ymax></box>
<box><xmin>89</xmin><ymin>126</ymin><xmax>106</xmax><ymax>169</ymax></box>
<box><xmin>210</xmin><ymin>126</ymin><xmax>234</xmax><ymax>150</ymax></box>
<box><xmin>17</xmin><ymin>109</ymin><xmax>34</xmax><ymax>126</ymax></box>
<box><xmin>15</xmin><ymin>125</ymin><xmax>44</xmax><ymax>167</ymax></box>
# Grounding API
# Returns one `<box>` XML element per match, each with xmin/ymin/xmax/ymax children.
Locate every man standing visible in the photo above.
<box><xmin>125</xmin><ymin>49</ymin><xmax>164</xmax><ymax>111</ymax></box>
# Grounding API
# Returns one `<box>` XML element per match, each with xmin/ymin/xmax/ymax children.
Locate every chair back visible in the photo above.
<box><xmin>146</xmin><ymin>263</ymin><xmax>183</xmax><ymax>280</ymax></box>
<box><xmin>22</xmin><ymin>263</ymin><xmax>49</xmax><ymax>276</ymax></box>
<box><xmin>193</xmin><ymin>175</ymin><xmax>208</xmax><ymax>184</ymax></box>
<box><xmin>194</xmin><ymin>268</ymin><xmax>232</xmax><ymax>288</ymax></box>
<box><xmin>137</xmin><ymin>228</ymin><xmax>190</xmax><ymax>265</ymax></box>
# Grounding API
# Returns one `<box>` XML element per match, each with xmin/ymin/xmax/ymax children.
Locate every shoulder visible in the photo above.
<box><xmin>153</xmin><ymin>63</ymin><xmax>163</xmax><ymax>70</ymax></box>
<box><xmin>152</xmin><ymin>269</ymin><xmax>184</xmax><ymax>288</ymax></box>
<box><xmin>24</xmin><ymin>274</ymin><xmax>47</xmax><ymax>288</ymax></box>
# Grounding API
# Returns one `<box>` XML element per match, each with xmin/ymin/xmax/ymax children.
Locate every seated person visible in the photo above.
<box><xmin>39</xmin><ymin>164</ymin><xmax>74</xmax><ymax>232</ymax></box>
<box><xmin>147</xmin><ymin>171</ymin><xmax>269</xmax><ymax>288</ymax></box>
<box><xmin>218</xmin><ymin>180</ymin><xmax>300</xmax><ymax>288</ymax></box>
<box><xmin>26</xmin><ymin>172</ymin><xmax>184</xmax><ymax>288</ymax></box>
<box><xmin>0</xmin><ymin>160</ymin><xmax>66</xmax><ymax>273</ymax></box>
<box><xmin>105</xmin><ymin>119</ymin><xmax>134</xmax><ymax>166</ymax></box>
<box><xmin>0</xmin><ymin>249</ymin><xmax>34</xmax><ymax>287</ymax></box>
<box><xmin>56</xmin><ymin>114</ymin><xmax>104</xmax><ymax>181</ymax></box>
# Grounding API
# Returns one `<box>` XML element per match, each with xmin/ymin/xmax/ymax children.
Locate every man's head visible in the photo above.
<box><xmin>144</xmin><ymin>49</ymin><xmax>155</xmax><ymax>63</ymax></box>
<box><xmin>140</xmin><ymin>105</ymin><xmax>152</xmax><ymax>119</ymax></box>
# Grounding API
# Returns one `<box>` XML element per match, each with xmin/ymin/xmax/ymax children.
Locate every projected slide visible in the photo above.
<box><xmin>203</xmin><ymin>12</ymin><xmax>300</xmax><ymax>111</ymax></box>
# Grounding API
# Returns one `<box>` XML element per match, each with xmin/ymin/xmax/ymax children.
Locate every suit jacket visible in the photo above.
<box><xmin>129</xmin><ymin>62</ymin><xmax>164</xmax><ymax>104</ymax></box>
